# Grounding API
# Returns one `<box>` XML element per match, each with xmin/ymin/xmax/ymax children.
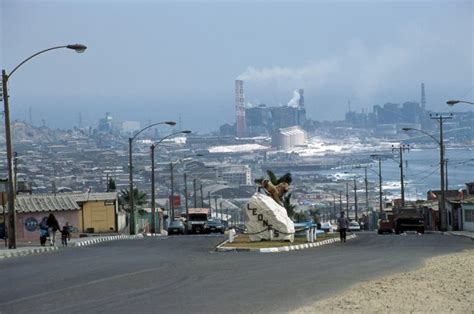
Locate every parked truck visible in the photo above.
<box><xmin>183</xmin><ymin>208</ymin><xmax>209</xmax><ymax>234</ymax></box>
<box><xmin>393</xmin><ymin>207</ymin><xmax>424</xmax><ymax>234</ymax></box>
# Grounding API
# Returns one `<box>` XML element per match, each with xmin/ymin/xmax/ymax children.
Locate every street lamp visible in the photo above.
<box><xmin>403</xmin><ymin>121</ymin><xmax>450</xmax><ymax>230</ymax></box>
<box><xmin>446</xmin><ymin>100</ymin><xmax>474</xmax><ymax>106</ymax></box>
<box><xmin>369</xmin><ymin>155</ymin><xmax>384</xmax><ymax>214</ymax></box>
<box><xmin>129</xmin><ymin>121</ymin><xmax>176</xmax><ymax>235</ymax></box>
<box><xmin>1</xmin><ymin>44</ymin><xmax>87</xmax><ymax>249</ymax></box>
<box><xmin>150</xmin><ymin>130</ymin><xmax>191</xmax><ymax>233</ymax></box>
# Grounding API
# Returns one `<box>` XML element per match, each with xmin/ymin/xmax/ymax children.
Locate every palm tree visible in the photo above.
<box><xmin>119</xmin><ymin>188</ymin><xmax>147</xmax><ymax>212</ymax></box>
<box><xmin>255</xmin><ymin>170</ymin><xmax>292</xmax><ymax>186</ymax></box>
<box><xmin>255</xmin><ymin>170</ymin><xmax>294</xmax><ymax>218</ymax></box>
<box><xmin>107</xmin><ymin>178</ymin><xmax>117</xmax><ymax>192</ymax></box>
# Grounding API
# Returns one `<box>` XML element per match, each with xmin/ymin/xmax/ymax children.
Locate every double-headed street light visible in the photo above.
<box><xmin>129</xmin><ymin>121</ymin><xmax>176</xmax><ymax>235</ymax></box>
<box><xmin>1</xmin><ymin>44</ymin><xmax>87</xmax><ymax>249</ymax></box>
<box><xmin>150</xmin><ymin>130</ymin><xmax>191</xmax><ymax>233</ymax></box>
<box><xmin>403</xmin><ymin>122</ymin><xmax>449</xmax><ymax>230</ymax></box>
<box><xmin>446</xmin><ymin>100</ymin><xmax>474</xmax><ymax>106</ymax></box>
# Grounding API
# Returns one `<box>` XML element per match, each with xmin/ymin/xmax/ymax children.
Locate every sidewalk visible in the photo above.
<box><xmin>0</xmin><ymin>233</ymin><xmax>164</xmax><ymax>260</ymax></box>
<box><xmin>444</xmin><ymin>231</ymin><xmax>474</xmax><ymax>239</ymax></box>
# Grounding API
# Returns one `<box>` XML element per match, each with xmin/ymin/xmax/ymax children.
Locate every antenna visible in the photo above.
<box><xmin>421</xmin><ymin>83</ymin><xmax>426</xmax><ymax>110</ymax></box>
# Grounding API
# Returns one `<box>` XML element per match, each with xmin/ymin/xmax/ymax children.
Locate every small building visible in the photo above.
<box><xmin>2</xmin><ymin>192</ymin><xmax>121</xmax><ymax>242</ymax></box>
<box><xmin>13</xmin><ymin>194</ymin><xmax>81</xmax><ymax>242</ymax></box>
<box><xmin>69</xmin><ymin>192</ymin><xmax>119</xmax><ymax>233</ymax></box>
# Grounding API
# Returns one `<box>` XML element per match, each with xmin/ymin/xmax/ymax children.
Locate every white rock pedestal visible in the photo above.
<box><xmin>245</xmin><ymin>193</ymin><xmax>295</xmax><ymax>242</ymax></box>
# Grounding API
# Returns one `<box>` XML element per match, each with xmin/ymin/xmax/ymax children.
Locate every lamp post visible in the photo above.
<box><xmin>150</xmin><ymin>130</ymin><xmax>190</xmax><ymax>233</ymax></box>
<box><xmin>370</xmin><ymin>155</ymin><xmax>384</xmax><ymax>214</ymax></box>
<box><xmin>446</xmin><ymin>100</ymin><xmax>474</xmax><ymax>106</ymax></box>
<box><xmin>403</xmin><ymin>118</ymin><xmax>451</xmax><ymax>230</ymax></box>
<box><xmin>391</xmin><ymin>144</ymin><xmax>410</xmax><ymax>207</ymax></box>
<box><xmin>129</xmin><ymin>121</ymin><xmax>176</xmax><ymax>235</ymax></box>
<box><xmin>1</xmin><ymin>44</ymin><xmax>87</xmax><ymax>249</ymax></box>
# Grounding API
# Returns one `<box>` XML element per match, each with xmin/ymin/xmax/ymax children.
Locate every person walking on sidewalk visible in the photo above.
<box><xmin>46</xmin><ymin>213</ymin><xmax>60</xmax><ymax>246</ymax></box>
<box><xmin>39</xmin><ymin>217</ymin><xmax>49</xmax><ymax>247</ymax></box>
<box><xmin>60</xmin><ymin>222</ymin><xmax>71</xmax><ymax>247</ymax></box>
<box><xmin>337</xmin><ymin>211</ymin><xmax>349</xmax><ymax>243</ymax></box>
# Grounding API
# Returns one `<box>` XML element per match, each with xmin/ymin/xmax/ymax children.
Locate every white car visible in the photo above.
<box><xmin>349</xmin><ymin>221</ymin><xmax>361</xmax><ymax>232</ymax></box>
<box><xmin>320</xmin><ymin>222</ymin><xmax>334</xmax><ymax>233</ymax></box>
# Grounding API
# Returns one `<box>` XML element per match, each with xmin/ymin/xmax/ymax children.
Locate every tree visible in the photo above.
<box><xmin>255</xmin><ymin>170</ymin><xmax>292</xmax><ymax>186</ymax></box>
<box><xmin>119</xmin><ymin>188</ymin><xmax>147</xmax><ymax>212</ymax></box>
<box><xmin>255</xmin><ymin>170</ymin><xmax>295</xmax><ymax>218</ymax></box>
<box><xmin>107</xmin><ymin>178</ymin><xmax>116</xmax><ymax>192</ymax></box>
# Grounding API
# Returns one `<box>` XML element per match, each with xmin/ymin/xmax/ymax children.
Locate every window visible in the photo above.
<box><xmin>465</xmin><ymin>209</ymin><xmax>474</xmax><ymax>222</ymax></box>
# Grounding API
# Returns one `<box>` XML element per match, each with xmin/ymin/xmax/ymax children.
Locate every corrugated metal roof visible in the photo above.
<box><xmin>67</xmin><ymin>192</ymin><xmax>118</xmax><ymax>202</ymax></box>
<box><xmin>15</xmin><ymin>194</ymin><xmax>80</xmax><ymax>213</ymax></box>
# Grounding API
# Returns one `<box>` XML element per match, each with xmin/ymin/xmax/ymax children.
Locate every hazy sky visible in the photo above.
<box><xmin>1</xmin><ymin>0</ymin><xmax>473</xmax><ymax>133</ymax></box>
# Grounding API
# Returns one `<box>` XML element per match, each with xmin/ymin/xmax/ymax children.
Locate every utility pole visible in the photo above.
<box><xmin>445</xmin><ymin>159</ymin><xmax>449</xmax><ymax>190</ymax></box>
<box><xmin>220</xmin><ymin>201</ymin><xmax>223</xmax><ymax>221</ymax></box>
<box><xmin>193</xmin><ymin>178</ymin><xmax>197</xmax><ymax>208</ymax></box>
<box><xmin>430</xmin><ymin>113</ymin><xmax>452</xmax><ymax>231</ymax></box>
<box><xmin>345</xmin><ymin>182</ymin><xmax>349</xmax><ymax>214</ymax></box>
<box><xmin>3</xmin><ymin>70</ymin><xmax>16</xmax><ymax>248</ymax></box>
<box><xmin>353</xmin><ymin>177</ymin><xmax>358</xmax><ymax>221</ymax></box>
<box><xmin>200</xmin><ymin>184</ymin><xmax>204</xmax><ymax>208</ymax></box>
<box><xmin>208</xmin><ymin>191</ymin><xmax>212</xmax><ymax>218</ymax></box>
<box><xmin>150</xmin><ymin>144</ymin><xmax>156</xmax><ymax>233</ymax></box>
<box><xmin>129</xmin><ymin>137</ymin><xmax>135</xmax><ymax>235</ymax></box>
<box><xmin>184</xmin><ymin>173</ymin><xmax>189</xmax><ymax>231</ymax></box>
<box><xmin>339</xmin><ymin>191</ymin><xmax>343</xmax><ymax>213</ymax></box>
<box><xmin>392</xmin><ymin>144</ymin><xmax>410</xmax><ymax>207</ymax></box>
<box><xmin>170</xmin><ymin>162</ymin><xmax>174</xmax><ymax>221</ymax></box>
<box><xmin>214</xmin><ymin>195</ymin><xmax>219</xmax><ymax>219</ymax></box>
<box><xmin>364</xmin><ymin>167</ymin><xmax>369</xmax><ymax>213</ymax></box>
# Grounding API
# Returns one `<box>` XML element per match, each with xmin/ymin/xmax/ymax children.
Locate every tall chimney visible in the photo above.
<box><xmin>235</xmin><ymin>80</ymin><xmax>246</xmax><ymax>137</ymax></box>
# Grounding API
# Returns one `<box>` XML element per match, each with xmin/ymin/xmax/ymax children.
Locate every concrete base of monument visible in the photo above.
<box><xmin>216</xmin><ymin>233</ymin><xmax>357</xmax><ymax>253</ymax></box>
<box><xmin>245</xmin><ymin>193</ymin><xmax>295</xmax><ymax>242</ymax></box>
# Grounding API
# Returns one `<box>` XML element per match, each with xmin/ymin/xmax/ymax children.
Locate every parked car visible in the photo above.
<box><xmin>349</xmin><ymin>221</ymin><xmax>361</xmax><ymax>232</ymax></box>
<box><xmin>167</xmin><ymin>220</ymin><xmax>185</xmax><ymax>235</ymax></box>
<box><xmin>320</xmin><ymin>222</ymin><xmax>334</xmax><ymax>233</ymax></box>
<box><xmin>378</xmin><ymin>219</ymin><xmax>393</xmax><ymax>234</ymax></box>
<box><xmin>204</xmin><ymin>219</ymin><xmax>225</xmax><ymax>234</ymax></box>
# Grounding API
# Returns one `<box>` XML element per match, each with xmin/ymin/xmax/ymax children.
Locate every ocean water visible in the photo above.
<box><xmin>321</xmin><ymin>147</ymin><xmax>474</xmax><ymax>201</ymax></box>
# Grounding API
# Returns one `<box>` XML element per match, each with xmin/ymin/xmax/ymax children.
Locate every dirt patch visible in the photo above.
<box><xmin>293</xmin><ymin>250</ymin><xmax>474</xmax><ymax>313</ymax></box>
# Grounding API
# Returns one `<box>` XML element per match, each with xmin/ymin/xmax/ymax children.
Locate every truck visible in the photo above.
<box><xmin>182</xmin><ymin>208</ymin><xmax>209</xmax><ymax>234</ymax></box>
<box><xmin>393</xmin><ymin>207</ymin><xmax>424</xmax><ymax>234</ymax></box>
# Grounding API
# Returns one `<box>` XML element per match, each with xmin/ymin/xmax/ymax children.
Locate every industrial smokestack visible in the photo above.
<box><xmin>235</xmin><ymin>80</ymin><xmax>246</xmax><ymax>137</ymax></box>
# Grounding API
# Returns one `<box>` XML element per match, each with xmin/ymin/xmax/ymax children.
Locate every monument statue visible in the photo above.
<box><xmin>245</xmin><ymin>171</ymin><xmax>295</xmax><ymax>242</ymax></box>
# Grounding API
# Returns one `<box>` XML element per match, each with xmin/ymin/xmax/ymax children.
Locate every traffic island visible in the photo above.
<box><xmin>217</xmin><ymin>233</ymin><xmax>357</xmax><ymax>253</ymax></box>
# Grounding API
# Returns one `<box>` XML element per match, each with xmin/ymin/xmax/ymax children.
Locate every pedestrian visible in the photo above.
<box><xmin>337</xmin><ymin>211</ymin><xmax>349</xmax><ymax>243</ymax></box>
<box><xmin>39</xmin><ymin>216</ymin><xmax>49</xmax><ymax>247</ymax></box>
<box><xmin>60</xmin><ymin>222</ymin><xmax>71</xmax><ymax>247</ymax></box>
<box><xmin>46</xmin><ymin>213</ymin><xmax>60</xmax><ymax>246</ymax></box>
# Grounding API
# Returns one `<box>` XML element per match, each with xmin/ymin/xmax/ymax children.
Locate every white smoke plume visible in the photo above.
<box><xmin>287</xmin><ymin>90</ymin><xmax>300</xmax><ymax>107</ymax></box>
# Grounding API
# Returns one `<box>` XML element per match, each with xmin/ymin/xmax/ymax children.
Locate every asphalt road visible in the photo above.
<box><xmin>0</xmin><ymin>233</ymin><xmax>472</xmax><ymax>313</ymax></box>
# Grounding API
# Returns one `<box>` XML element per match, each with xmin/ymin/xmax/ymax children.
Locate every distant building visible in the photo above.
<box><xmin>217</xmin><ymin>164</ymin><xmax>252</xmax><ymax>185</ymax></box>
<box><xmin>271</xmin><ymin>106</ymin><xmax>299</xmax><ymax>130</ymax></box>
<box><xmin>98</xmin><ymin>112</ymin><xmax>113</xmax><ymax>132</ymax></box>
<box><xmin>122</xmin><ymin>121</ymin><xmax>141</xmax><ymax>134</ymax></box>
<box><xmin>245</xmin><ymin>105</ymin><xmax>271</xmax><ymax>136</ymax></box>
<box><xmin>219</xmin><ymin>123</ymin><xmax>235</xmax><ymax>136</ymax></box>
<box><xmin>277</xmin><ymin>126</ymin><xmax>306</xmax><ymax>150</ymax></box>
